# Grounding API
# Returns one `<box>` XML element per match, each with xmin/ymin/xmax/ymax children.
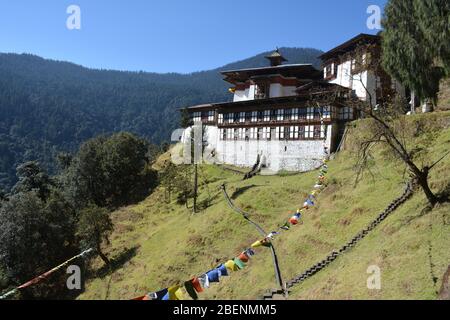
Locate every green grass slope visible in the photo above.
<box><xmin>79</xmin><ymin>112</ymin><xmax>450</xmax><ymax>300</ymax></box>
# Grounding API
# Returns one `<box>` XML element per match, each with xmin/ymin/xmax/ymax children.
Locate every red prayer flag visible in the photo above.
<box><xmin>191</xmin><ymin>277</ymin><xmax>203</xmax><ymax>293</ymax></box>
<box><xmin>238</xmin><ymin>252</ymin><xmax>249</xmax><ymax>263</ymax></box>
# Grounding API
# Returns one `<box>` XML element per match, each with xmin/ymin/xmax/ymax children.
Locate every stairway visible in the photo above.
<box><xmin>261</xmin><ymin>180</ymin><xmax>415</xmax><ymax>300</ymax></box>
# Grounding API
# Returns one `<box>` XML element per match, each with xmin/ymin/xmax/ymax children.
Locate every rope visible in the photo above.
<box><xmin>221</xmin><ymin>184</ymin><xmax>284</xmax><ymax>290</ymax></box>
<box><xmin>0</xmin><ymin>248</ymin><xmax>95</xmax><ymax>300</ymax></box>
<box><xmin>221</xmin><ymin>184</ymin><xmax>267</xmax><ymax>237</ymax></box>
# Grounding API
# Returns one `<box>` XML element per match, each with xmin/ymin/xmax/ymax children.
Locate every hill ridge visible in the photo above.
<box><xmin>0</xmin><ymin>47</ymin><xmax>322</xmax><ymax>190</ymax></box>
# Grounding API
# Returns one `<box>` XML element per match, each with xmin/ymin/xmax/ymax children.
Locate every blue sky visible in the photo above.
<box><xmin>0</xmin><ymin>0</ymin><xmax>387</xmax><ymax>73</ymax></box>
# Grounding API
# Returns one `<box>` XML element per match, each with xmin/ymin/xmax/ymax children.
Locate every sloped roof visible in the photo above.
<box><xmin>221</xmin><ymin>64</ymin><xmax>322</xmax><ymax>85</ymax></box>
<box><xmin>319</xmin><ymin>33</ymin><xmax>380</xmax><ymax>61</ymax></box>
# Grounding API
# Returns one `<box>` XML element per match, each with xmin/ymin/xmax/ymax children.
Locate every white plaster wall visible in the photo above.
<box><xmin>330</xmin><ymin>60</ymin><xmax>353</xmax><ymax>88</ymax></box>
<box><xmin>199</xmin><ymin>124</ymin><xmax>335</xmax><ymax>172</ymax></box>
<box><xmin>329</xmin><ymin>61</ymin><xmax>379</xmax><ymax>106</ymax></box>
<box><xmin>283</xmin><ymin>86</ymin><xmax>298</xmax><ymax>97</ymax></box>
<box><xmin>233</xmin><ymin>88</ymin><xmax>251</xmax><ymax>102</ymax></box>
<box><xmin>234</xmin><ymin>84</ymin><xmax>297</xmax><ymax>101</ymax></box>
<box><xmin>351</xmin><ymin>71</ymin><xmax>369</xmax><ymax>101</ymax></box>
<box><xmin>269</xmin><ymin>83</ymin><xmax>283</xmax><ymax>98</ymax></box>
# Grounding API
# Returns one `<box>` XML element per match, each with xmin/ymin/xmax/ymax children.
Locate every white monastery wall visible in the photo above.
<box><xmin>196</xmin><ymin>125</ymin><xmax>334</xmax><ymax>172</ymax></box>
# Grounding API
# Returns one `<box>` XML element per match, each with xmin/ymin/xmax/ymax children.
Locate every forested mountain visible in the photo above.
<box><xmin>0</xmin><ymin>48</ymin><xmax>323</xmax><ymax>190</ymax></box>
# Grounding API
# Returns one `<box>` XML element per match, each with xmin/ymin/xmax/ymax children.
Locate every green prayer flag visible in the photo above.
<box><xmin>233</xmin><ymin>257</ymin><xmax>246</xmax><ymax>269</ymax></box>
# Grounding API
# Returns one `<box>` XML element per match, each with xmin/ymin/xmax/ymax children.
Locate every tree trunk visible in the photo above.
<box><xmin>193</xmin><ymin>164</ymin><xmax>198</xmax><ymax>213</ymax></box>
<box><xmin>97</xmin><ymin>245</ymin><xmax>110</xmax><ymax>265</ymax></box>
<box><xmin>416</xmin><ymin>169</ymin><xmax>438</xmax><ymax>206</ymax></box>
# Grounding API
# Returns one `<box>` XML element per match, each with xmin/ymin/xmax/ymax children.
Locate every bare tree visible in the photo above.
<box><xmin>302</xmin><ymin>43</ymin><xmax>448</xmax><ymax>206</ymax></box>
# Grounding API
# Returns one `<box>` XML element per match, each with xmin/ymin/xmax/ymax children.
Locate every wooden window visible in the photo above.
<box><xmin>351</xmin><ymin>54</ymin><xmax>366</xmax><ymax>74</ymax></box>
<box><xmin>284</xmin><ymin>108</ymin><xmax>292</xmax><ymax>120</ymax></box>
<box><xmin>193</xmin><ymin>112</ymin><xmax>201</xmax><ymax>122</ymax></box>
<box><xmin>227</xmin><ymin>128</ymin><xmax>233</xmax><ymax>140</ymax></box>
<box><xmin>291</xmin><ymin>108</ymin><xmax>298</xmax><ymax>120</ymax></box>
<box><xmin>289</xmin><ymin>126</ymin><xmax>299</xmax><ymax>139</ymax></box>
<box><xmin>233</xmin><ymin>128</ymin><xmax>239</xmax><ymax>140</ymax></box>
<box><xmin>218</xmin><ymin>113</ymin><xmax>224</xmax><ymax>124</ymax></box>
<box><xmin>276</xmin><ymin>109</ymin><xmax>284</xmax><ymax>121</ymax></box>
<box><xmin>325</xmin><ymin>64</ymin><xmax>332</xmax><ymax>78</ymax></box>
<box><xmin>322</xmin><ymin>106</ymin><xmax>331</xmax><ymax>119</ymax></box>
<box><xmin>306</xmin><ymin>107</ymin><xmax>314</xmax><ymax>120</ymax></box>
<box><xmin>254</xmin><ymin>82</ymin><xmax>269</xmax><ymax>99</ymax></box>
<box><xmin>239</xmin><ymin>112</ymin><xmax>245</xmax><ymax>123</ymax></box>
<box><xmin>324</xmin><ymin>63</ymin><xmax>337</xmax><ymax>79</ymax></box>
<box><xmin>339</xmin><ymin>107</ymin><xmax>353</xmax><ymax>120</ymax></box>
<box><xmin>313</xmin><ymin>125</ymin><xmax>321</xmax><ymax>139</ymax></box>
<box><xmin>257</xmin><ymin>110</ymin><xmax>264</xmax><ymax>122</ymax></box>
<box><xmin>264</xmin><ymin>110</ymin><xmax>271</xmax><ymax>122</ymax></box>
<box><xmin>284</xmin><ymin>127</ymin><xmax>290</xmax><ymax>139</ymax></box>
<box><xmin>250</xmin><ymin>128</ymin><xmax>256</xmax><ymax>140</ymax></box>
<box><xmin>298</xmin><ymin>126</ymin><xmax>305</xmax><ymax>139</ymax></box>
<box><xmin>305</xmin><ymin>125</ymin><xmax>314</xmax><ymax>139</ymax></box>
<box><xmin>251</xmin><ymin>111</ymin><xmax>258</xmax><ymax>122</ymax></box>
<box><xmin>276</xmin><ymin>127</ymin><xmax>286</xmax><ymax>140</ymax></box>
<box><xmin>207</xmin><ymin>111</ymin><xmax>214</xmax><ymax>122</ymax></box>
<box><xmin>313</xmin><ymin>107</ymin><xmax>321</xmax><ymax>119</ymax></box>
<box><xmin>299</xmin><ymin>108</ymin><xmax>307</xmax><ymax>120</ymax></box>
<box><xmin>257</xmin><ymin>127</ymin><xmax>263</xmax><ymax>140</ymax></box>
<box><xmin>270</xmin><ymin>110</ymin><xmax>277</xmax><ymax>121</ymax></box>
<box><xmin>261</xmin><ymin>127</ymin><xmax>266</xmax><ymax>140</ymax></box>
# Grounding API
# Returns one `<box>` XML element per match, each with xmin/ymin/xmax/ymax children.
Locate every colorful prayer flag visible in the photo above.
<box><xmin>289</xmin><ymin>216</ymin><xmax>299</xmax><ymax>225</ymax></box>
<box><xmin>191</xmin><ymin>277</ymin><xmax>203</xmax><ymax>293</ymax></box>
<box><xmin>245</xmin><ymin>248</ymin><xmax>256</xmax><ymax>257</ymax></box>
<box><xmin>233</xmin><ymin>257</ymin><xmax>245</xmax><ymax>270</ymax></box>
<box><xmin>217</xmin><ymin>264</ymin><xmax>228</xmax><ymax>277</ymax></box>
<box><xmin>238</xmin><ymin>252</ymin><xmax>249</xmax><ymax>263</ymax></box>
<box><xmin>225</xmin><ymin>259</ymin><xmax>238</xmax><ymax>271</ymax></box>
<box><xmin>184</xmin><ymin>280</ymin><xmax>198</xmax><ymax>300</ymax></box>
<box><xmin>198</xmin><ymin>274</ymin><xmax>210</xmax><ymax>289</ymax></box>
<box><xmin>206</xmin><ymin>269</ymin><xmax>220</xmax><ymax>283</ymax></box>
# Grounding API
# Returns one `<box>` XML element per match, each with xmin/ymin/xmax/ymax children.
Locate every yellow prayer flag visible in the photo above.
<box><xmin>168</xmin><ymin>285</ymin><xmax>182</xmax><ymax>300</ymax></box>
<box><xmin>225</xmin><ymin>260</ymin><xmax>236</xmax><ymax>271</ymax></box>
<box><xmin>174</xmin><ymin>287</ymin><xmax>185</xmax><ymax>300</ymax></box>
<box><xmin>251</xmin><ymin>240</ymin><xmax>263</xmax><ymax>248</ymax></box>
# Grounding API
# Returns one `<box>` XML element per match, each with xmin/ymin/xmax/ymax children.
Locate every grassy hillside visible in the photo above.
<box><xmin>79</xmin><ymin>112</ymin><xmax>450</xmax><ymax>300</ymax></box>
<box><xmin>438</xmin><ymin>78</ymin><xmax>450</xmax><ymax>111</ymax></box>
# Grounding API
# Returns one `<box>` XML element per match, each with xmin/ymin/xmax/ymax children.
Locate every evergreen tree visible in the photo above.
<box><xmin>76</xmin><ymin>204</ymin><xmax>113</xmax><ymax>266</ymax></box>
<box><xmin>382</xmin><ymin>0</ymin><xmax>450</xmax><ymax>104</ymax></box>
<box><xmin>11</xmin><ymin>161</ymin><xmax>53</xmax><ymax>201</ymax></box>
<box><xmin>0</xmin><ymin>190</ymin><xmax>77</xmax><ymax>298</ymax></box>
<box><xmin>62</xmin><ymin>132</ymin><xmax>158</xmax><ymax>209</ymax></box>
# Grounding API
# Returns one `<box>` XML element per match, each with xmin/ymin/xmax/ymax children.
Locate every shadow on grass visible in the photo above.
<box><xmin>437</xmin><ymin>181</ymin><xmax>450</xmax><ymax>204</ymax></box>
<box><xmin>94</xmin><ymin>246</ymin><xmax>139</xmax><ymax>279</ymax></box>
<box><xmin>231</xmin><ymin>184</ymin><xmax>265</xmax><ymax>200</ymax></box>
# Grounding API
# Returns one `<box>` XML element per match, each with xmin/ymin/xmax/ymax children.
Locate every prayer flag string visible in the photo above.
<box><xmin>133</xmin><ymin>115</ymin><xmax>331</xmax><ymax>300</ymax></box>
<box><xmin>0</xmin><ymin>248</ymin><xmax>94</xmax><ymax>300</ymax></box>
